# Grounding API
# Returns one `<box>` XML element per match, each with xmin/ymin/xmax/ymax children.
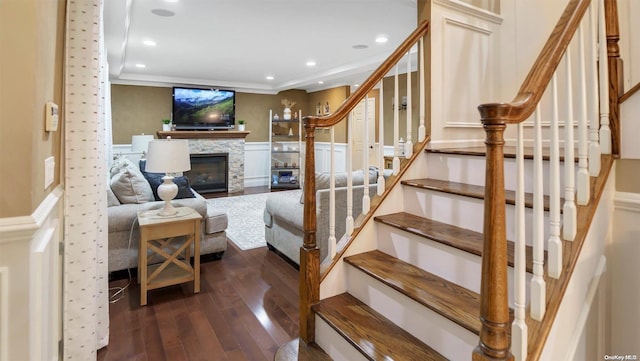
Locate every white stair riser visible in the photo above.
<box><xmin>425</xmin><ymin>153</ymin><xmax>577</xmax><ymax>195</ymax></box>
<box><xmin>346</xmin><ymin>265</ymin><xmax>478</xmax><ymax>361</ymax></box>
<box><xmin>315</xmin><ymin>317</ymin><xmax>368</xmax><ymax>361</ymax></box>
<box><xmin>377</xmin><ymin>224</ymin><xmax>533</xmax><ymax>307</ymax></box>
<box><xmin>403</xmin><ymin>186</ymin><xmax>552</xmax><ymax>246</ymax></box>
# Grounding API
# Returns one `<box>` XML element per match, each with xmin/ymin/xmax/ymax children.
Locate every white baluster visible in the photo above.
<box><xmin>329</xmin><ymin>126</ymin><xmax>336</xmax><ymax>259</ymax></box>
<box><xmin>563</xmin><ymin>51</ymin><xmax>577</xmax><ymax>241</ymax></box>
<box><xmin>418</xmin><ymin>37</ymin><xmax>426</xmax><ymax>142</ymax></box>
<box><xmin>589</xmin><ymin>1</ymin><xmax>602</xmax><ymax>175</ymax></box>
<box><xmin>577</xmin><ymin>23</ymin><xmax>591</xmax><ymax>205</ymax></box>
<box><xmin>377</xmin><ymin>80</ymin><xmax>386</xmax><ymax>195</ymax></box>
<box><xmin>405</xmin><ymin>50</ymin><xmax>413</xmax><ymax>158</ymax></box>
<box><xmin>346</xmin><ymin>112</ymin><xmax>354</xmax><ymax>235</ymax></box>
<box><xmin>512</xmin><ymin>122</ymin><xmax>528</xmax><ymax>361</ymax></box>
<box><xmin>393</xmin><ymin>65</ymin><xmax>400</xmax><ymax>175</ymax></box>
<box><xmin>531</xmin><ymin>105</ymin><xmax>546</xmax><ymax>321</ymax></box>
<box><xmin>598</xmin><ymin>0</ymin><xmax>611</xmax><ymax>154</ymax></box>
<box><xmin>363</xmin><ymin>97</ymin><xmax>371</xmax><ymax>214</ymax></box>
<box><xmin>549</xmin><ymin>74</ymin><xmax>563</xmax><ymax>278</ymax></box>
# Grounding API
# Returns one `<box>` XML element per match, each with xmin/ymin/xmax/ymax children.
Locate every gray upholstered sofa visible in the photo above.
<box><xmin>107</xmin><ymin>157</ymin><xmax>228</xmax><ymax>273</ymax></box>
<box><xmin>263</xmin><ymin>169</ymin><xmax>379</xmax><ymax>265</ymax></box>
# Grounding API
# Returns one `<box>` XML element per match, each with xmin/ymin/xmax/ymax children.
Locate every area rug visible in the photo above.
<box><xmin>206</xmin><ymin>190</ymin><xmax>300</xmax><ymax>250</ymax></box>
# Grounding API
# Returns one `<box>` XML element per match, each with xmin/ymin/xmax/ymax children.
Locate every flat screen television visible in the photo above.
<box><xmin>172</xmin><ymin>87</ymin><xmax>235</xmax><ymax>130</ymax></box>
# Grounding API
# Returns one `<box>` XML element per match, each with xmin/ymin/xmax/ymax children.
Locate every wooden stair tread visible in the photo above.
<box><xmin>402</xmin><ymin>178</ymin><xmax>555</xmax><ymax>211</ymax></box>
<box><xmin>426</xmin><ymin>145</ymin><xmax>576</xmax><ymax>162</ymax></box>
<box><xmin>313</xmin><ymin>292</ymin><xmax>447</xmax><ymax>361</ymax></box>
<box><xmin>344</xmin><ymin>250</ymin><xmax>482</xmax><ymax>335</ymax></box>
<box><xmin>374</xmin><ymin>211</ymin><xmax>540</xmax><ymax>273</ymax></box>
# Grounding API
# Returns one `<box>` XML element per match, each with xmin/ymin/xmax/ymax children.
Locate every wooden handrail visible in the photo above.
<box><xmin>474</xmin><ymin>1</ymin><xmax>595</xmax><ymax>360</ymax></box>
<box><xmin>298</xmin><ymin>19</ymin><xmax>430</xmax><ymax>345</ymax></box>
<box><xmin>478</xmin><ymin>0</ymin><xmax>591</xmax><ymax>124</ymax></box>
<box><xmin>302</xmin><ymin>20</ymin><xmax>430</xmax><ymax>129</ymax></box>
<box><xmin>619</xmin><ymin>82</ymin><xmax>640</xmax><ymax>103</ymax></box>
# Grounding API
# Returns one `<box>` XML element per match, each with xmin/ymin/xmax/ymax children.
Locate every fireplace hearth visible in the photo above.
<box><xmin>186</xmin><ymin>153</ymin><xmax>228</xmax><ymax>193</ymax></box>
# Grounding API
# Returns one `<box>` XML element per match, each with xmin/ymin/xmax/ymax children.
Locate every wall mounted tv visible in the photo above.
<box><xmin>172</xmin><ymin>87</ymin><xmax>236</xmax><ymax>130</ymax></box>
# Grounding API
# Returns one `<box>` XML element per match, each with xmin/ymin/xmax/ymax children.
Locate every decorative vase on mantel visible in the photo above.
<box><xmin>281</xmin><ymin>98</ymin><xmax>296</xmax><ymax>121</ymax></box>
<box><xmin>162</xmin><ymin>123</ymin><xmax>172</xmax><ymax>131</ymax></box>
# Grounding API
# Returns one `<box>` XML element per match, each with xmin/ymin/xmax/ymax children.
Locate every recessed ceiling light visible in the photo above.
<box><xmin>143</xmin><ymin>40</ymin><xmax>157</xmax><ymax>46</ymax></box>
<box><xmin>135</xmin><ymin>63</ymin><xmax>146</xmax><ymax>68</ymax></box>
<box><xmin>306</xmin><ymin>60</ymin><xmax>316</xmax><ymax>67</ymax></box>
<box><xmin>151</xmin><ymin>8</ymin><xmax>175</xmax><ymax>17</ymax></box>
<box><xmin>375</xmin><ymin>36</ymin><xmax>389</xmax><ymax>43</ymax></box>
<box><xmin>352</xmin><ymin>44</ymin><xmax>368</xmax><ymax>50</ymax></box>
<box><xmin>318</xmin><ymin>81</ymin><xmax>324</xmax><ymax>84</ymax></box>
<box><xmin>354</xmin><ymin>84</ymin><xmax>360</xmax><ymax>87</ymax></box>
<box><xmin>266</xmin><ymin>76</ymin><xmax>274</xmax><ymax>80</ymax></box>
<box><xmin>164</xmin><ymin>0</ymin><xmax>179</xmax><ymax>3</ymax></box>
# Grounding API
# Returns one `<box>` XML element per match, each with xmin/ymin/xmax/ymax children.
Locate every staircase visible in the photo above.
<box><xmin>280</xmin><ymin>0</ymin><xmax>624</xmax><ymax>360</ymax></box>
<box><xmin>309</xmin><ymin>147</ymin><xmax>613</xmax><ymax>360</ymax></box>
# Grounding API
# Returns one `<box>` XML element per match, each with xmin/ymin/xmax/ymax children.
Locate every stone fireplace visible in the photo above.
<box><xmin>157</xmin><ymin>131</ymin><xmax>250</xmax><ymax>193</ymax></box>
<box><xmin>186</xmin><ymin>153</ymin><xmax>228</xmax><ymax>193</ymax></box>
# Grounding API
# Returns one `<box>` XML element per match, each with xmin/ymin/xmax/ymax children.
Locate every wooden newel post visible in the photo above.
<box><xmin>605</xmin><ymin>0</ymin><xmax>622</xmax><ymax>156</ymax></box>
<box><xmin>300</xmin><ymin>120</ymin><xmax>320</xmax><ymax>343</ymax></box>
<box><xmin>473</xmin><ymin>104</ymin><xmax>514</xmax><ymax>361</ymax></box>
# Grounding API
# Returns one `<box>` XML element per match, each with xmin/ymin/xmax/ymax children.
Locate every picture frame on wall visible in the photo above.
<box><xmin>323</xmin><ymin>102</ymin><xmax>330</xmax><ymax>115</ymax></box>
<box><xmin>316</xmin><ymin>103</ymin><xmax>322</xmax><ymax>116</ymax></box>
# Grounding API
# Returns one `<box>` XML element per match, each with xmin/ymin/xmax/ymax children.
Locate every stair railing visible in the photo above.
<box><xmin>476</xmin><ymin>0</ymin><xmax>621</xmax><ymax>360</ymax></box>
<box><xmin>298</xmin><ymin>20</ymin><xmax>430</xmax><ymax>343</ymax></box>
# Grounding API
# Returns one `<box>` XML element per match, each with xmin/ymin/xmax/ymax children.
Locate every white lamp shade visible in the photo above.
<box><xmin>145</xmin><ymin>139</ymin><xmax>191</xmax><ymax>173</ymax></box>
<box><xmin>131</xmin><ymin>134</ymin><xmax>154</xmax><ymax>153</ymax></box>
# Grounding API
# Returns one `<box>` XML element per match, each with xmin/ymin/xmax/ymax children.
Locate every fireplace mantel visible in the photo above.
<box><xmin>157</xmin><ymin>130</ymin><xmax>250</xmax><ymax>140</ymax></box>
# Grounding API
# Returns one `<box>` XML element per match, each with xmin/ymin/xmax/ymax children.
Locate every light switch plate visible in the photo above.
<box><xmin>45</xmin><ymin>102</ymin><xmax>59</xmax><ymax>131</ymax></box>
<box><xmin>44</xmin><ymin>156</ymin><xmax>55</xmax><ymax>189</ymax></box>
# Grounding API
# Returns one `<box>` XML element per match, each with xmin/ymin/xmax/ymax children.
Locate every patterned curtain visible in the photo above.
<box><xmin>63</xmin><ymin>0</ymin><xmax>110</xmax><ymax>358</ymax></box>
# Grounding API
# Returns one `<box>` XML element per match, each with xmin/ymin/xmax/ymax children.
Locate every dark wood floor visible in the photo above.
<box><xmin>97</xmin><ymin>205</ymin><xmax>300</xmax><ymax>360</ymax></box>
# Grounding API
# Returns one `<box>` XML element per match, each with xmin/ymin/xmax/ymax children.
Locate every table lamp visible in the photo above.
<box><xmin>131</xmin><ymin>134</ymin><xmax>154</xmax><ymax>157</ymax></box>
<box><xmin>145</xmin><ymin>137</ymin><xmax>191</xmax><ymax>216</ymax></box>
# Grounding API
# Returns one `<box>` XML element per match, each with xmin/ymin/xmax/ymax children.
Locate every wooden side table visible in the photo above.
<box><xmin>137</xmin><ymin>207</ymin><xmax>202</xmax><ymax>306</ymax></box>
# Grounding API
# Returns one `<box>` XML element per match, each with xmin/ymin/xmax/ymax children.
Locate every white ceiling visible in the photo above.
<box><xmin>104</xmin><ymin>0</ymin><xmax>417</xmax><ymax>94</ymax></box>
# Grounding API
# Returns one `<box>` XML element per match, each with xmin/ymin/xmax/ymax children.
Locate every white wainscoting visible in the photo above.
<box><xmin>116</xmin><ymin>142</ymin><xmax>354</xmax><ymax>188</ymax></box>
<box><xmin>0</xmin><ymin>185</ymin><xmax>63</xmax><ymax>361</ymax></box>
<box><xmin>244</xmin><ymin>142</ymin><xmax>271</xmax><ymax>187</ymax></box>
<box><xmin>611</xmin><ymin>191</ymin><xmax>640</xmax><ymax>356</ymax></box>
<box><xmin>430</xmin><ymin>0</ymin><xmax>502</xmax><ymax>147</ymax></box>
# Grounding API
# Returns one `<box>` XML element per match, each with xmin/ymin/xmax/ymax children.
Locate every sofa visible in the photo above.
<box><xmin>107</xmin><ymin>157</ymin><xmax>228</xmax><ymax>273</ymax></box>
<box><xmin>263</xmin><ymin>169</ymin><xmax>380</xmax><ymax>265</ymax></box>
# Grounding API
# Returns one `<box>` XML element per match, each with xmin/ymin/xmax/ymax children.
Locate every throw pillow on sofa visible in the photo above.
<box><xmin>139</xmin><ymin>159</ymin><xmax>195</xmax><ymax>200</ymax></box>
<box><xmin>110</xmin><ymin>164</ymin><xmax>155</xmax><ymax>204</ymax></box>
<box><xmin>299</xmin><ymin>167</ymin><xmax>379</xmax><ymax>204</ymax></box>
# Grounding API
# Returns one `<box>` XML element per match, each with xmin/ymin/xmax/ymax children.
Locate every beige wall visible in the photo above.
<box><xmin>306</xmin><ymin>86</ymin><xmax>350</xmax><ymax>143</ymax></box>
<box><xmin>110</xmin><ymin>85</ymin><xmax>348</xmax><ymax>143</ymax></box>
<box><xmin>0</xmin><ymin>0</ymin><xmax>66</xmax><ymax>218</ymax></box>
<box><xmin>616</xmin><ymin>159</ymin><xmax>640</xmax><ymax>193</ymax></box>
<box><xmin>382</xmin><ymin>72</ymin><xmax>421</xmax><ymax>146</ymax></box>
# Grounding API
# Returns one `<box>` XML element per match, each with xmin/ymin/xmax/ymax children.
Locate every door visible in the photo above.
<box><xmin>352</xmin><ymin>97</ymin><xmax>376</xmax><ymax>170</ymax></box>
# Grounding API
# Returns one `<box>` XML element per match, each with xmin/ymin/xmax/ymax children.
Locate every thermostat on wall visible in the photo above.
<box><xmin>45</xmin><ymin>101</ymin><xmax>59</xmax><ymax>131</ymax></box>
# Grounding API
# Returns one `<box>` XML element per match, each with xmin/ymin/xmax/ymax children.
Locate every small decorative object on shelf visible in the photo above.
<box><xmin>273</xmin><ymin>113</ymin><xmax>279</xmax><ymax>120</ymax></box>
<box><xmin>162</xmin><ymin>119</ymin><xmax>172</xmax><ymax>131</ymax></box>
<box><xmin>281</xmin><ymin>99</ymin><xmax>296</xmax><ymax>120</ymax></box>
<box><xmin>288</xmin><ymin>127</ymin><xmax>293</xmax><ymax>137</ymax></box>
<box><xmin>237</xmin><ymin>119</ymin><xmax>246</xmax><ymax>131</ymax></box>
